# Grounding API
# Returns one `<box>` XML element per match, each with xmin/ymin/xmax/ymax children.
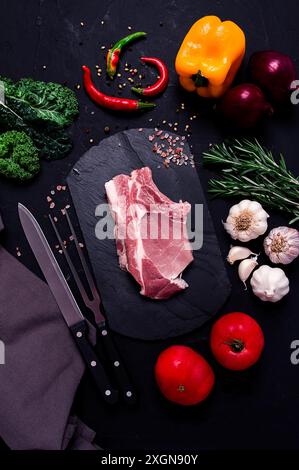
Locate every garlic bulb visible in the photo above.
<box><xmin>264</xmin><ymin>226</ymin><xmax>299</xmax><ymax>265</ymax></box>
<box><xmin>227</xmin><ymin>246</ymin><xmax>257</xmax><ymax>265</ymax></box>
<box><xmin>250</xmin><ymin>265</ymin><xmax>289</xmax><ymax>302</ymax></box>
<box><xmin>223</xmin><ymin>200</ymin><xmax>269</xmax><ymax>242</ymax></box>
<box><xmin>238</xmin><ymin>257</ymin><xmax>258</xmax><ymax>288</ymax></box>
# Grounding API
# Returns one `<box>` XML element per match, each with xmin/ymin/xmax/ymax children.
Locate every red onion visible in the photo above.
<box><xmin>218</xmin><ymin>83</ymin><xmax>273</xmax><ymax>129</ymax></box>
<box><xmin>249</xmin><ymin>51</ymin><xmax>297</xmax><ymax>106</ymax></box>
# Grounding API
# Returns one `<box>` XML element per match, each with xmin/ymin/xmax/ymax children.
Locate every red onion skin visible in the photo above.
<box><xmin>249</xmin><ymin>51</ymin><xmax>297</xmax><ymax>106</ymax></box>
<box><xmin>218</xmin><ymin>83</ymin><xmax>273</xmax><ymax>129</ymax></box>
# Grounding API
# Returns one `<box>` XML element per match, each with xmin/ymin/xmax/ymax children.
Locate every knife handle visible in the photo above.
<box><xmin>97</xmin><ymin>324</ymin><xmax>137</xmax><ymax>405</ymax></box>
<box><xmin>70</xmin><ymin>320</ymin><xmax>118</xmax><ymax>405</ymax></box>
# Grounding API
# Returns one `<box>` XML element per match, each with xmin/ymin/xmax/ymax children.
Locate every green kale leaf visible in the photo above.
<box><xmin>0</xmin><ymin>104</ymin><xmax>73</xmax><ymax>160</ymax></box>
<box><xmin>0</xmin><ymin>76</ymin><xmax>79</xmax><ymax>128</ymax></box>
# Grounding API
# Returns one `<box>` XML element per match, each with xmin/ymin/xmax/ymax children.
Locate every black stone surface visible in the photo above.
<box><xmin>67</xmin><ymin>129</ymin><xmax>231</xmax><ymax>339</ymax></box>
<box><xmin>0</xmin><ymin>0</ymin><xmax>299</xmax><ymax>452</ymax></box>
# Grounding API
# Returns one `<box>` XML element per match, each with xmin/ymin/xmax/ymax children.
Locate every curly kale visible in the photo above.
<box><xmin>0</xmin><ymin>130</ymin><xmax>40</xmax><ymax>182</ymax></box>
<box><xmin>0</xmin><ymin>104</ymin><xmax>72</xmax><ymax>160</ymax></box>
<box><xmin>0</xmin><ymin>76</ymin><xmax>78</xmax><ymax>160</ymax></box>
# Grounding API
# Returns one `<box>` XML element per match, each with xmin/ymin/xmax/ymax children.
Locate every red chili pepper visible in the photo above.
<box><xmin>131</xmin><ymin>57</ymin><xmax>169</xmax><ymax>97</ymax></box>
<box><xmin>82</xmin><ymin>65</ymin><xmax>155</xmax><ymax>112</ymax></box>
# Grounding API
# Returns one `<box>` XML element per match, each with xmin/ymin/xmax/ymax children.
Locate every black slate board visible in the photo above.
<box><xmin>67</xmin><ymin>129</ymin><xmax>231</xmax><ymax>340</ymax></box>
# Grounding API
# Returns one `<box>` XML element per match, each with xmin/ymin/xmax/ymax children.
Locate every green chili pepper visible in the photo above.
<box><xmin>106</xmin><ymin>32</ymin><xmax>146</xmax><ymax>79</ymax></box>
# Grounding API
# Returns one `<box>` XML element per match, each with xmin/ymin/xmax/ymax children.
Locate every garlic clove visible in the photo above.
<box><xmin>254</xmin><ymin>220</ymin><xmax>269</xmax><ymax>232</ymax></box>
<box><xmin>222</xmin><ymin>221</ymin><xmax>237</xmax><ymax>240</ymax></box>
<box><xmin>238</xmin><ymin>231</ymin><xmax>253</xmax><ymax>243</ymax></box>
<box><xmin>278</xmin><ymin>252</ymin><xmax>291</xmax><ymax>265</ymax></box>
<box><xmin>227</xmin><ymin>246</ymin><xmax>257</xmax><ymax>265</ymax></box>
<box><xmin>238</xmin><ymin>257</ymin><xmax>258</xmax><ymax>289</ymax></box>
<box><xmin>247</xmin><ymin>201</ymin><xmax>264</xmax><ymax>212</ymax></box>
<box><xmin>238</xmin><ymin>199</ymin><xmax>251</xmax><ymax>210</ymax></box>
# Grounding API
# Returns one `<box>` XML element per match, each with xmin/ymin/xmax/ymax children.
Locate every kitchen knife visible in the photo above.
<box><xmin>18</xmin><ymin>203</ymin><xmax>118</xmax><ymax>404</ymax></box>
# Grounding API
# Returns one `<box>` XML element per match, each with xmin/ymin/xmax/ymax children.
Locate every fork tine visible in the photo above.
<box><xmin>64</xmin><ymin>209</ymin><xmax>101</xmax><ymax>305</ymax></box>
<box><xmin>48</xmin><ymin>214</ymin><xmax>92</xmax><ymax>307</ymax></box>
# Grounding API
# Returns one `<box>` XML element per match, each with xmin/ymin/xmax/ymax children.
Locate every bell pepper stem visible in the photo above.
<box><xmin>192</xmin><ymin>70</ymin><xmax>209</xmax><ymax>87</ymax></box>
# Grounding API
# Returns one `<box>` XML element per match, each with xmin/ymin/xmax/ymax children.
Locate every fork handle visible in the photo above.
<box><xmin>70</xmin><ymin>320</ymin><xmax>118</xmax><ymax>405</ymax></box>
<box><xmin>97</xmin><ymin>323</ymin><xmax>137</xmax><ymax>405</ymax></box>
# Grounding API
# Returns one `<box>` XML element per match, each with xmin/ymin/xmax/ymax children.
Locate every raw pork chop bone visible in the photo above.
<box><xmin>105</xmin><ymin>167</ymin><xmax>194</xmax><ymax>300</ymax></box>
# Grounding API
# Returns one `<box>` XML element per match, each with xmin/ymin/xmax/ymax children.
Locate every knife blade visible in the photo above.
<box><xmin>18</xmin><ymin>203</ymin><xmax>118</xmax><ymax>404</ymax></box>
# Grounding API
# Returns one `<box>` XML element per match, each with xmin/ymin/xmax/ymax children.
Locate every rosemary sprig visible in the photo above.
<box><xmin>203</xmin><ymin>139</ymin><xmax>299</xmax><ymax>224</ymax></box>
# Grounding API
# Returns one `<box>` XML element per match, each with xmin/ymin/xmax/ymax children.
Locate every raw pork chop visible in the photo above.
<box><xmin>105</xmin><ymin>167</ymin><xmax>193</xmax><ymax>300</ymax></box>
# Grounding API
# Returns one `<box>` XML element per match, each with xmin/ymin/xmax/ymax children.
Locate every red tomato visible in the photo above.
<box><xmin>155</xmin><ymin>345</ymin><xmax>215</xmax><ymax>406</ymax></box>
<box><xmin>210</xmin><ymin>312</ymin><xmax>264</xmax><ymax>371</ymax></box>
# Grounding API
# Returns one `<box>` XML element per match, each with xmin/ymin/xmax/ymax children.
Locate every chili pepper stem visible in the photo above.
<box><xmin>131</xmin><ymin>87</ymin><xmax>144</xmax><ymax>95</ymax></box>
<box><xmin>137</xmin><ymin>101</ymin><xmax>156</xmax><ymax>109</ymax></box>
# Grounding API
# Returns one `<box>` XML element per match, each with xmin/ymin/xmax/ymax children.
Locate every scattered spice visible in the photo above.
<box><xmin>148</xmin><ymin>130</ymin><xmax>195</xmax><ymax>168</ymax></box>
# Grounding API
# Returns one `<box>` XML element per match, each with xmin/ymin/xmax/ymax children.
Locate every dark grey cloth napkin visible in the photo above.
<box><xmin>0</xmin><ymin>242</ymin><xmax>98</xmax><ymax>450</ymax></box>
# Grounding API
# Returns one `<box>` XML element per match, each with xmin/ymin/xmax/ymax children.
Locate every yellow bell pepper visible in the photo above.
<box><xmin>175</xmin><ymin>16</ymin><xmax>246</xmax><ymax>98</ymax></box>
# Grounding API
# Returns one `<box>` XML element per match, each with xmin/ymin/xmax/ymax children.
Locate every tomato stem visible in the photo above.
<box><xmin>224</xmin><ymin>338</ymin><xmax>245</xmax><ymax>353</ymax></box>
